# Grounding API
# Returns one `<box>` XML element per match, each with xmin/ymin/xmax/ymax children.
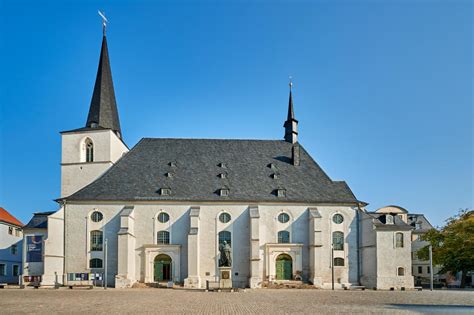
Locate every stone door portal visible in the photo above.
<box><xmin>154</xmin><ymin>254</ymin><xmax>172</xmax><ymax>282</ymax></box>
<box><xmin>275</xmin><ymin>254</ymin><xmax>292</xmax><ymax>280</ymax></box>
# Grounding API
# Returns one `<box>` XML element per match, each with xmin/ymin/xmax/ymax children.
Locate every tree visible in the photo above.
<box><xmin>418</xmin><ymin>209</ymin><xmax>474</xmax><ymax>288</ymax></box>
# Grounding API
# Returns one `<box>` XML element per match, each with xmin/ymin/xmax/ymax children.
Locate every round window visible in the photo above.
<box><xmin>158</xmin><ymin>212</ymin><xmax>170</xmax><ymax>223</ymax></box>
<box><xmin>219</xmin><ymin>212</ymin><xmax>231</xmax><ymax>223</ymax></box>
<box><xmin>278</xmin><ymin>213</ymin><xmax>290</xmax><ymax>223</ymax></box>
<box><xmin>91</xmin><ymin>211</ymin><xmax>103</xmax><ymax>223</ymax></box>
<box><xmin>333</xmin><ymin>214</ymin><xmax>344</xmax><ymax>224</ymax></box>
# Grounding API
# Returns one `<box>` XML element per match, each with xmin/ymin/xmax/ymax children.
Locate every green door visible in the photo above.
<box><xmin>154</xmin><ymin>254</ymin><xmax>172</xmax><ymax>282</ymax></box>
<box><xmin>275</xmin><ymin>254</ymin><xmax>292</xmax><ymax>280</ymax></box>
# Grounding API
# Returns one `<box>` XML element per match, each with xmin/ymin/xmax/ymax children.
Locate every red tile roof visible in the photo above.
<box><xmin>0</xmin><ymin>207</ymin><xmax>23</xmax><ymax>227</ymax></box>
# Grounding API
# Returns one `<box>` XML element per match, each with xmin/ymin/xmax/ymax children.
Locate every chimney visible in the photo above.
<box><xmin>292</xmin><ymin>143</ymin><xmax>300</xmax><ymax>166</ymax></box>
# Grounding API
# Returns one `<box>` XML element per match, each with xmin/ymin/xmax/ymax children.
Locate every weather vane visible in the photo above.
<box><xmin>289</xmin><ymin>76</ymin><xmax>293</xmax><ymax>90</ymax></box>
<box><xmin>98</xmin><ymin>10</ymin><xmax>108</xmax><ymax>35</ymax></box>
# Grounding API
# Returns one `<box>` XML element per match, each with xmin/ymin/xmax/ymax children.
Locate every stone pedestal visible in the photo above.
<box><xmin>219</xmin><ymin>267</ymin><xmax>232</xmax><ymax>289</ymax></box>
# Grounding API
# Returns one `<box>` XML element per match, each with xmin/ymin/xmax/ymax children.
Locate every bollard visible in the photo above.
<box><xmin>206</xmin><ymin>280</ymin><xmax>209</xmax><ymax>291</ymax></box>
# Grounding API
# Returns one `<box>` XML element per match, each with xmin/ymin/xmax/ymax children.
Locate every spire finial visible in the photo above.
<box><xmin>284</xmin><ymin>76</ymin><xmax>298</xmax><ymax>144</ymax></box>
<box><xmin>98</xmin><ymin>10</ymin><xmax>108</xmax><ymax>36</ymax></box>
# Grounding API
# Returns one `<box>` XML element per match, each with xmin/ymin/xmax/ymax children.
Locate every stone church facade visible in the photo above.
<box><xmin>28</xmin><ymin>31</ymin><xmax>414</xmax><ymax>290</ymax></box>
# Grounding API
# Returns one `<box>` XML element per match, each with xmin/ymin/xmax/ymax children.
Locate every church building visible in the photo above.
<box><xmin>24</xmin><ymin>29</ymin><xmax>414</xmax><ymax>290</ymax></box>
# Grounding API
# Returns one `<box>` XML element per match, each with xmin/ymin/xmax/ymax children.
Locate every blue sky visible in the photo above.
<box><xmin>0</xmin><ymin>0</ymin><xmax>472</xmax><ymax>226</ymax></box>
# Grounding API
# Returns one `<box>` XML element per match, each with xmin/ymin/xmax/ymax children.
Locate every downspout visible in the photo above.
<box><xmin>356</xmin><ymin>204</ymin><xmax>361</xmax><ymax>285</ymax></box>
<box><xmin>62</xmin><ymin>200</ymin><xmax>67</xmax><ymax>285</ymax></box>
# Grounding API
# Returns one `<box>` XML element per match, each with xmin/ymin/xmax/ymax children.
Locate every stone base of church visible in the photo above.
<box><xmin>249</xmin><ymin>276</ymin><xmax>262</xmax><ymax>288</ymax></box>
<box><xmin>184</xmin><ymin>276</ymin><xmax>201</xmax><ymax>288</ymax></box>
<box><xmin>311</xmin><ymin>277</ymin><xmax>323</xmax><ymax>288</ymax></box>
<box><xmin>115</xmin><ymin>275</ymin><xmax>136</xmax><ymax>288</ymax></box>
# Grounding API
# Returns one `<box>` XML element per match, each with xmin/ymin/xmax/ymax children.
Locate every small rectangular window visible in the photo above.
<box><xmin>8</xmin><ymin>227</ymin><xmax>13</xmax><ymax>235</ymax></box>
<box><xmin>160</xmin><ymin>188</ymin><xmax>171</xmax><ymax>196</ymax></box>
<box><xmin>0</xmin><ymin>264</ymin><xmax>5</xmax><ymax>276</ymax></box>
<box><xmin>13</xmin><ymin>265</ymin><xmax>19</xmax><ymax>277</ymax></box>
<box><xmin>15</xmin><ymin>229</ymin><xmax>20</xmax><ymax>237</ymax></box>
<box><xmin>220</xmin><ymin>189</ymin><xmax>229</xmax><ymax>197</ymax></box>
<box><xmin>11</xmin><ymin>244</ymin><xmax>17</xmax><ymax>255</ymax></box>
<box><xmin>277</xmin><ymin>189</ymin><xmax>286</xmax><ymax>197</ymax></box>
<box><xmin>418</xmin><ymin>266</ymin><xmax>422</xmax><ymax>274</ymax></box>
<box><xmin>427</xmin><ymin>266</ymin><xmax>430</xmax><ymax>274</ymax></box>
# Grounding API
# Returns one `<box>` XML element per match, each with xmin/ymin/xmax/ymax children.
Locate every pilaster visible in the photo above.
<box><xmin>184</xmin><ymin>206</ymin><xmax>201</xmax><ymax>288</ymax></box>
<box><xmin>308</xmin><ymin>207</ymin><xmax>323</xmax><ymax>287</ymax></box>
<box><xmin>116</xmin><ymin>206</ymin><xmax>136</xmax><ymax>288</ymax></box>
<box><xmin>249</xmin><ymin>205</ymin><xmax>261</xmax><ymax>288</ymax></box>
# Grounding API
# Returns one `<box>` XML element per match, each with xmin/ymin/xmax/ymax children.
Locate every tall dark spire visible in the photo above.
<box><xmin>86</xmin><ymin>33</ymin><xmax>122</xmax><ymax>139</ymax></box>
<box><xmin>284</xmin><ymin>79</ymin><xmax>298</xmax><ymax>143</ymax></box>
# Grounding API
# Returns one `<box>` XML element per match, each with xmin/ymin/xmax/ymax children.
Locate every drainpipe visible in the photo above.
<box><xmin>356</xmin><ymin>204</ymin><xmax>361</xmax><ymax>285</ymax></box>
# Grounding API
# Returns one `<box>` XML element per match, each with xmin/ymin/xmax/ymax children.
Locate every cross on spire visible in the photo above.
<box><xmin>98</xmin><ymin>10</ymin><xmax>108</xmax><ymax>36</ymax></box>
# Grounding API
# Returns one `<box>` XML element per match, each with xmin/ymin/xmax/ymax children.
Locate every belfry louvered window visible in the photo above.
<box><xmin>90</xmin><ymin>230</ymin><xmax>103</xmax><ymax>251</ymax></box>
<box><xmin>85</xmin><ymin>138</ymin><xmax>94</xmax><ymax>162</ymax></box>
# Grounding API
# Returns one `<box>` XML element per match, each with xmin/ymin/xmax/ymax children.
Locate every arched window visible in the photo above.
<box><xmin>398</xmin><ymin>267</ymin><xmax>405</xmax><ymax>276</ymax></box>
<box><xmin>157</xmin><ymin>231</ymin><xmax>170</xmax><ymax>244</ymax></box>
<box><xmin>333</xmin><ymin>231</ymin><xmax>344</xmax><ymax>250</ymax></box>
<box><xmin>90</xmin><ymin>230</ymin><xmax>103</xmax><ymax>251</ymax></box>
<box><xmin>218</xmin><ymin>231</ymin><xmax>231</xmax><ymax>246</ymax></box>
<box><xmin>395</xmin><ymin>232</ymin><xmax>404</xmax><ymax>248</ymax></box>
<box><xmin>334</xmin><ymin>257</ymin><xmax>344</xmax><ymax>266</ymax></box>
<box><xmin>85</xmin><ymin>138</ymin><xmax>94</xmax><ymax>162</ymax></box>
<box><xmin>277</xmin><ymin>231</ymin><xmax>290</xmax><ymax>243</ymax></box>
<box><xmin>89</xmin><ymin>258</ymin><xmax>103</xmax><ymax>268</ymax></box>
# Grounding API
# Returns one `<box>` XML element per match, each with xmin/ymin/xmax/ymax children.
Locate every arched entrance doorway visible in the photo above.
<box><xmin>275</xmin><ymin>254</ymin><xmax>293</xmax><ymax>280</ymax></box>
<box><xmin>154</xmin><ymin>254</ymin><xmax>172</xmax><ymax>282</ymax></box>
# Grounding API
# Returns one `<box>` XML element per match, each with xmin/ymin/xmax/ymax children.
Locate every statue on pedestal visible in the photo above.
<box><xmin>219</xmin><ymin>241</ymin><xmax>232</xmax><ymax>267</ymax></box>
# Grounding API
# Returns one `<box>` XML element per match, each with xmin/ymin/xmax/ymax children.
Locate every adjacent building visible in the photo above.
<box><xmin>0</xmin><ymin>207</ymin><xmax>23</xmax><ymax>284</ymax></box>
<box><xmin>24</xmin><ymin>29</ymin><xmax>415</xmax><ymax>290</ymax></box>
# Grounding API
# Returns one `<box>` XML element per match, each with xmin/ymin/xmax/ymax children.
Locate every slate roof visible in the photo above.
<box><xmin>85</xmin><ymin>35</ymin><xmax>122</xmax><ymax>138</ymax></box>
<box><xmin>24</xmin><ymin>211</ymin><xmax>55</xmax><ymax>230</ymax></box>
<box><xmin>0</xmin><ymin>207</ymin><xmax>23</xmax><ymax>227</ymax></box>
<box><xmin>62</xmin><ymin>138</ymin><xmax>359</xmax><ymax>204</ymax></box>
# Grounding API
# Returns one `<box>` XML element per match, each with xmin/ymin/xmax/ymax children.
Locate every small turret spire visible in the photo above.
<box><xmin>284</xmin><ymin>77</ymin><xmax>298</xmax><ymax>143</ymax></box>
<box><xmin>85</xmin><ymin>12</ymin><xmax>122</xmax><ymax>138</ymax></box>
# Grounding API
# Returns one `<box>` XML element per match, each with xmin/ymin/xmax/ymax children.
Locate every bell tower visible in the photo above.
<box><xmin>60</xmin><ymin>19</ymin><xmax>128</xmax><ymax>197</ymax></box>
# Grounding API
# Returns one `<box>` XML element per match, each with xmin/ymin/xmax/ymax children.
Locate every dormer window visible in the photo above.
<box><xmin>166</xmin><ymin>172</ymin><xmax>174</xmax><ymax>178</ymax></box>
<box><xmin>277</xmin><ymin>189</ymin><xmax>286</xmax><ymax>197</ymax></box>
<box><xmin>90</xmin><ymin>122</ymin><xmax>98</xmax><ymax>128</ymax></box>
<box><xmin>271</xmin><ymin>173</ymin><xmax>279</xmax><ymax>179</ymax></box>
<box><xmin>219</xmin><ymin>188</ymin><xmax>230</xmax><ymax>196</ymax></box>
<box><xmin>218</xmin><ymin>162</ymin><xmax>226</xmax><ymax>168</ymax></box>
<box><xmin>169</xmin><ymin>162</ymin><xmax>177</xmax><ymax>167</ymax></box>
<box><xmin>160</xmin><ymin>188</ymin><xmax>171</xmax><ymax>196</ymax></box>
<box><xmin>85</xmin><ymin>138</ymin><xmax>94</xmax><ymax>163</ymax></box>
<box><xmin>415</xmin><ymin>222</ymin><xmax>422</xmax><ymax>230</ymax></box>
<box><xmin>268</xmin><ymin>163</ymin><xmax>277</xmax><ymax>169</ymax></box>
<box><xmin>218</xmin><ymin>172</ymin><xmax>227</xmax><ymax>179</ymax></box>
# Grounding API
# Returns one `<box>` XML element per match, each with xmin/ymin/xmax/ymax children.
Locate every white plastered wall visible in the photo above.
<box><xmin>60</xmin><ymin>130</ymin><xmax>128</xmax><ymax>197</ymax></box>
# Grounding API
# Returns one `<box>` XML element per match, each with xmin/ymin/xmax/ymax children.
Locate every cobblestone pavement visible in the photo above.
<box><xmin>0</xmin><ymin>288</ymin><xmax>473</xmax><ymax>314</ymax></box>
